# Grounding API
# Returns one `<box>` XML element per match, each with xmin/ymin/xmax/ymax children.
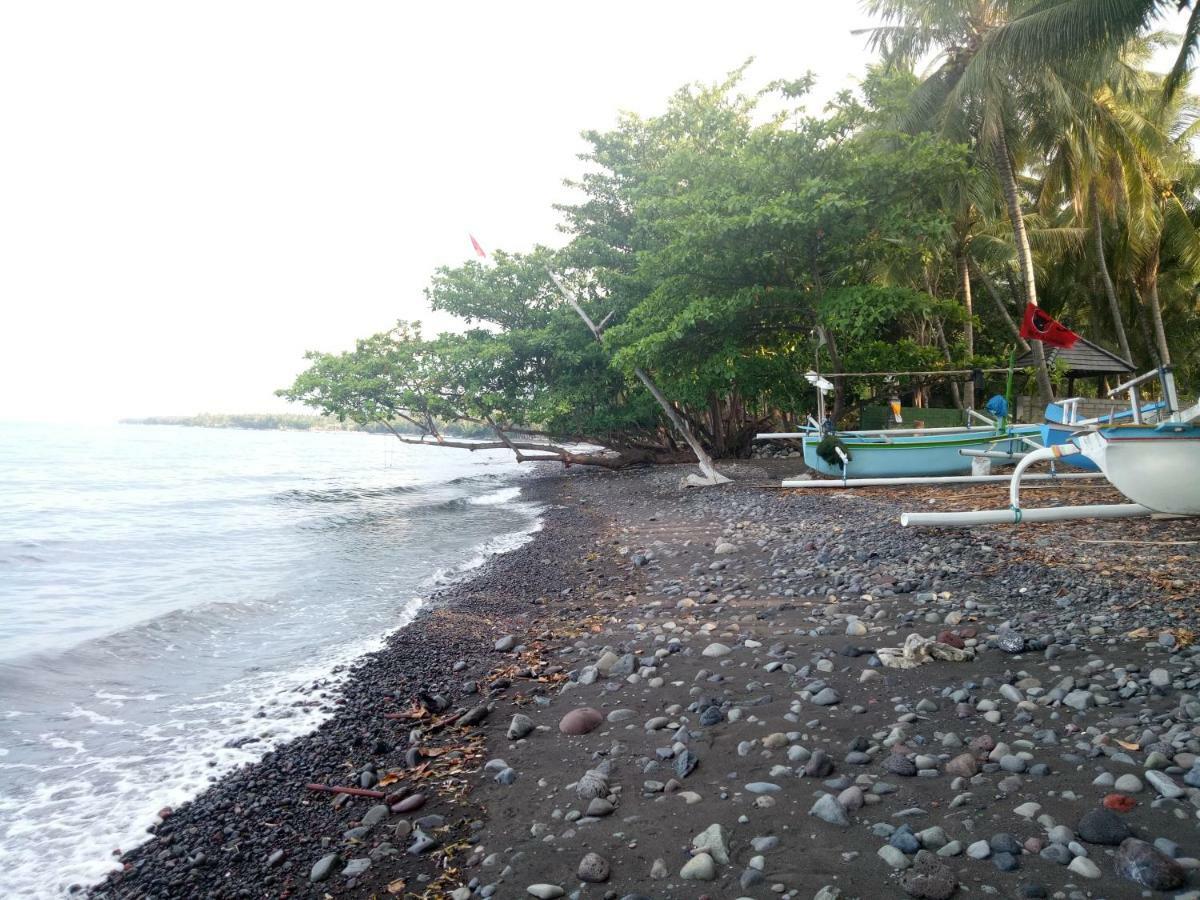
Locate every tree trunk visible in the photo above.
<box><xmin>1144</xmin><ymin>248</ymin><xmax>1172</xmax><ymax>367</ymax></box>
<box><xmin>548</xmin><ymin>270</ymin><xmax>730</xmax><ymax>484</ymax></box>
<box><xmin>933</xmin><ymin>317</ymin><xmax>965</xmax><ymax>410</ymax></box>
<box><xmin>707</xmin><ymin>391</ymin><xmax>726</xmax><ymax>457</ymax></box>
<box><xmin>1090</xmin><ymin>184</ymin><xmax>1133</xmax><ymax>364</ymax></box>
<box><xmin>1130</xmin><ymin>277</ymin><xmax>1161</xmax><ymax>366</ymax></box>
<box><xmin>968</xmin><ymin>258</ymin><xmax>1029</xmax><ymax>351</ymax></box>
<box><xmin>994</xmin><ymin>129</ymin><xmax>1055</xmax><ymax>404</ymax></box>
<box><xmin>957</xmin><ymin>252</ymin><xmax>975</xmax><ymax>409</ymax></box>
<box><xmin>381</xmin><ymin>420</ymin><xmax>669</xmax><ymax>469</ymax></box>
<box><xmin>632</xmin><ymin>368</ymin><xmax>730</xmax><ymax>483</ymax></box>
<box><xmin>821</xmin><ymin>326</ymin><xmax>848</xmax><ymax>422</ymax></box>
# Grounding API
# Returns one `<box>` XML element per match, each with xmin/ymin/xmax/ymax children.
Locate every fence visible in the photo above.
<box><xmin>858</xmin><ymin>406</ymin><xmax>966</xmax><ymax>430</ymax></box>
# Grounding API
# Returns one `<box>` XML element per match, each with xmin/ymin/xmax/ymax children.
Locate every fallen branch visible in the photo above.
<box><xmin>547</xmin><ymin>269</ymin><xmax>730</xmax><ymax>485</ymax></box>
<box><xmin>1080</xmin><ymin>539</ymin><xmax>1198</xmax><ymax>546</ymax></box>
<box><xmin>305</xmin><ymin>783</ymin><xmax>386</xmax><ymax>799</ymax></box>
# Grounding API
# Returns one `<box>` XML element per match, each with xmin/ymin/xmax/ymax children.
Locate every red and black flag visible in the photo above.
<box><xmin>1019</xmin><ymin>303</ymin><xmax>1079</xmax><ymax>349</ymax></box>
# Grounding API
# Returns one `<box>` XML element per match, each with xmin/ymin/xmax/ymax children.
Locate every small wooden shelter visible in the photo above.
<box><xmin>1014</xmin><ymin>335</ymin><xmax>1133</xmax><ymax>397</ymax></box>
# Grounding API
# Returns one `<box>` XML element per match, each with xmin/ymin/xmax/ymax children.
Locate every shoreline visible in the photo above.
<box><xmin>91</xmin><ymin>461</ymin><xmax>1200</xmax><ymax>899</ymax></box>
<box><xmin>87</xmin><ymin>466</ymin><xmax>591</xmax><ymax>899</ymax></box>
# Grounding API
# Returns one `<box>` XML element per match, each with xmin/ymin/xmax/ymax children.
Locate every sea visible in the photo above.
<box><xmin>0</xmin><ymin>422</ymin><xmax>542</xmax><ymax>898</ymax></box>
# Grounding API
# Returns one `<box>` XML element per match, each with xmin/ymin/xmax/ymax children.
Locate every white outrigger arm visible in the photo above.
<box><xmin>902</xmin><ymin>362</ymin><xmax>1197</xmax><ymax>527</ymax></box>
<box><xmin>901</xmin><ymin>442</ymin><xmax>1151</xmax><ymax>527</ymax></box>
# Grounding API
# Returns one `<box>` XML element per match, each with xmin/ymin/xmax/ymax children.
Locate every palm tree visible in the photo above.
<box><xmin>860</xmin><ymin>0</ymin><xmax>1121</xmax><ymax>402</ymax></box>
<box><xmin>1119</xmin><ymin>69</ymin><xmax>1200</xmax><ymax>367</ymax></box>
<box><xmin>983</xmin><ymin>1</ymin><xmax>1197</xmax><ymax>99</ymax></box>
<box><xmin>1036</xmin><ymin>58</ymin><xmax>1200</xmax><ymax>378</ymax></box>
<box><xmin>1035</xmin><ymin>80</ymin><xmax>1142</xmax><ymax>364</ymax></box>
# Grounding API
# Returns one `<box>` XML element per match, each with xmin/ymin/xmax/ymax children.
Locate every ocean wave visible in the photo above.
<box><xmin>0</xmin><ymin>624</ymin><xmax>396</xmax><ymax>898</ymax></box>
<box><xmin>0</xmin><ymin>508</ymin><xmax>545</xmax><ymax>899</ymax></box>
<box><xmin>422</xmin><ymin>508</ymin><xmax>544</xmax><ymax>588</ymax></box>
<box><xmin>470</xmin><ymin>485</ymin><xmax>524</xmax><ymax>506</ymax></box>
<box><xmin>0</xmin><ymin>426</ymin><xmax>539</xmax><ymax>898</ymax></box>
<box><xmin>272</xmin><ymin>483</ymin><xmax>423</xmax><ymax>504</ymax></box>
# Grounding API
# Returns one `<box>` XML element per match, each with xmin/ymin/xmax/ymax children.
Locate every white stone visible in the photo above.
<box><xmin>1114</xmin><ymin>774</ymin><xmax>1143</xmax><ymax>793</ymax></box>
<box><xmin>1146</xmin><ymin>770</ymin><xmax>1184</xmax><ymax>799</ymax></box>
<box><xmin>1068</xmin><ymin>857</ymin><xmax>1101</xmax><ymax>879</ymax></box>
<box><xmin>691</xmin><ymin>823</ymin><xmax>730</xmax><ymax>864</ymax></box>
<box><xmin>679</xmin><ymin>852</ymin><xmax>716</xmax><ymax>881</ymax></box>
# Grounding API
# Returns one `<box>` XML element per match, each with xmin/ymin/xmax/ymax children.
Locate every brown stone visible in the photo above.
<box><xmin>944</xmin><ymin>753</ymin><xmax>979</xmax><ymax>778</ymax></box>
<box><xmin>969</xmin><ymin>734</ymin><xmax>996</xmax><ymax>752</ymax></box>
<box><xmin>559</xmin><ymin>707</ymin><xmax>604</xmax><ymax>735</ymax></box>
<box><xmin>390</xmin><ymin>793</ymin><xmax>426</xmax><ymax>814</ymax></box>
<box><xmin>937</xmin><ymin>631</ymin><xmax>965</xmax><ymax>649</ymax></box>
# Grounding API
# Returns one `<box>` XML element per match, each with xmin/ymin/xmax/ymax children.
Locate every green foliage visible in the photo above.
<box><xmin>282</xmin><ymin>18</ymin><xmax>1200</xmax><ymax>461</ymax></box>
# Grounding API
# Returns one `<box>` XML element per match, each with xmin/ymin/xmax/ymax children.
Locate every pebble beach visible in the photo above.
<box><xmin>91</xmin><ymin>459</ymin><xmax>1200</xmax><ymax>900</ymax></box>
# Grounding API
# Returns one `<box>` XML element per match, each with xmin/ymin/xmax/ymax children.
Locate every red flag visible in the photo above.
<box><xmin>469</xmin><ymin>233</ymin><xmax>486</xmax><ymax>258</ymax></box>
<box><xmin>1019</xmin><ymin>303</ymin><xmax>1079</xmax><ymax>349</ymax></box>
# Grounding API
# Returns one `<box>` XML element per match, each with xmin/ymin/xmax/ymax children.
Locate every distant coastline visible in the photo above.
<box><xmin>118</xmin><ymin>413</ymin><xmax>490</xmax><ymax>437</ymax></box>
<box><xmin>120</xmin><ymin>412</ymin><xmax>370</xmax><ymax>431</ymax></box>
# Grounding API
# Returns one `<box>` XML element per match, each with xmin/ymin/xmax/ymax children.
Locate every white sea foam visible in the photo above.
<box><xmin>469</xmin><ymin>485</ymin><xmax>524</xmax><ymax>506</ymax></box>
<box><xmin>0</xmin><ymin>614</ymin><xmax>409</xmax><ymax>898</ymax></box>
<box><xmin>0</xmin><ymin>507</ymin><xmax>543</xmax><ymax>898</ymax></box>
<box><xmin>423</xmin><ymin>504</ymin><xmax>543</xmax><ymax>588</ymax></box>
<box><xmin>67</xmin><ymin>705</ymin><xmax>128</xmax><ymax>727</ymax></box>
<box><xmin>0</xmin><ymin>425</ymin><xmax>543</xmax><ymax>898</ymax></box>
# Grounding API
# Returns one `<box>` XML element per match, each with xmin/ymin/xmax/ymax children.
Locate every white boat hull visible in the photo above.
<box><xmin>1075</xmin><ymin>427</ymin><xmax>1200</xmax><ymax>515</ymax></box>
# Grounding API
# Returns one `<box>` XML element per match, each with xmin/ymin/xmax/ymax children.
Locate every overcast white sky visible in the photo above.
<box><xmin>0</xmin><ymin>1</ymin><xmax>883</xmax><ymax>422</ymax></box>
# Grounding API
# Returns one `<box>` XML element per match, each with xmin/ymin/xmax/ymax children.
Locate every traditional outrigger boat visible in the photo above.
<box><xmin>795</xmin><ymin>424</ymin><xmax>1037</xmax><ymax>479</ymax></box>
<box><xmin>1020</xmin><ymin>366</ymin><xmax>1200</xmax><ymax>515</ymax></box>
<box><xmin>1039</xmin><ymin>397</ymin><xmax>1168</xmax><ymax>472</ymax></box>
<box><xmin>757</xmin><ymin>369</ymin><xmax>1046</xmax><ymax>481</ymax></box>
<box><xmin>903</xmin><ymin>365</ymin><xmax>1200</xmax><ymax>525</ymax></box>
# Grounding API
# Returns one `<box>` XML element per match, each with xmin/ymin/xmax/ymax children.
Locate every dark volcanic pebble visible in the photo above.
<box><xmin>1114</xmin><ymin>838</ymin><xmax>1186</xmax><ymax>890</ymax></box>
<box><xmin>990</xmin><ymin>833</ymin><xmax>1021</xmax><ymax>855</ymax></box>
<box><xmin>900</xmin><ymin>850</ymin><xmax>958</xmax><ymax>899</ymax></box>
<box><xmin>1077</xmin><ymin>808</ymin><xmax>1132</xmax><ymax>845</ymax></box>
<box><xmin>993</xmin><ymin>851</ymin><xmax>1020</xmax><ymax>872</ymax></box>
<box><xmin>884</xmin><ymin>754</ymin><xmax>918</xmax><ymax>776</ymax></box>
<box><xmin>805</xmin><ymin>749</ymin><xmax>833</xmax><ymax>777</ymax></box>
<box><xmin>577</xmin><ymin>851</ymin><xmax>611</xmax><ymax>883</ymax></box>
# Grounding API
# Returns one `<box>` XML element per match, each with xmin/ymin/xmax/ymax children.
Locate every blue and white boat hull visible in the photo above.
<box><xmin>802</xmin><ymin>428</ymin><xmax>1037</xmax><ymax>479</ymax></box>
